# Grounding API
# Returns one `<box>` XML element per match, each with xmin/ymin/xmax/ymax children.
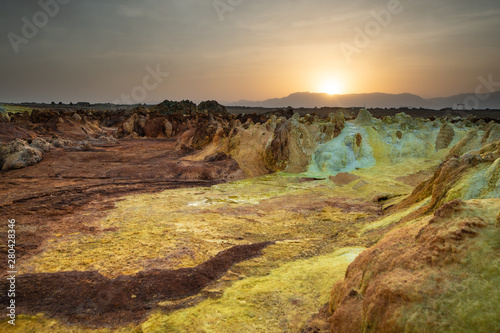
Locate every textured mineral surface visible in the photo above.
<box><xmin>0</xmin><ymin>104</ymin><xmax>498</xmax><ymax>332</ymax></box>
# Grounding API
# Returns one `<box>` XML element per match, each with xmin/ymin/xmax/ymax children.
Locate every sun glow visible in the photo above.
<box><xmin>319</xmin><ymin>80</ymin><xmax>344</xmax><ymax>95</ymax></box>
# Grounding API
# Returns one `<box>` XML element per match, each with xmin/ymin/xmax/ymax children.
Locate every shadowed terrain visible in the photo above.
<box><xmin>0</xmin><ymin>242</ymin><xmax>273</xmax><ymax>327</ymax></box>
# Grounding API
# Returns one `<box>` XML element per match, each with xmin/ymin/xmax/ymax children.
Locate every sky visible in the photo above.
<box><xmin>0</xmin><ymin>0</ymin><xmax>499</xmax><ymax>104</ymax></box>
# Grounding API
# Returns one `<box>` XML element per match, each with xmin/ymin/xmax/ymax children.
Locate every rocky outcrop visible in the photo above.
<box><xmin>118</xmin><ymin>112</ymin><xmax>185</xmax><ymax>139</ymax></box>
<box><xmin>354</xmin><ymin>109</ymin><xmax>377</xmax><ymax>126</ymax></box>
<box><xmin>264</xmin><ymin>119</ymin><xmax>292</xmax><ymax>172</ymax></box>
<box><xmin>117</xmin><ymin>109</ymin><xmax>147</xmax><ymax>137</ymax></box>
<box><xmin>1</xmin><ymin>138</ymin><xmax>44</xmax><ymax>171</ymax></box>
<box><xmin>174</xmin><ymin>115</ymin><xmax>233</xmax><ymax>152</ymax></box>
<box><xmin>328</xmin><ymin>199</ymin><xmax>500</xmax><ymax>333</ymax></box>
<box><xmin>221</xmin><ymin>120</ymin><xmax>275</xmax><ymax>177</ymax></box>
<box><xmin>191</xmin><ymin>119</ymin><xmax>225</xmax><ymax>150</ymax></box>
<box><xmin>481</xmin><ymin>122</ymin><xmax>500</xmax><ymax>144</ymax></box>
<box><xmin>164</xmin><ymin>119</ymin><xmax>174</xmax><ymax>137</ymax></box>
<box><xmin>117</xmin><ymin>101</ymin><xmax>231</xmax><ymax>140</ymax></box>
<box><xmin>6</xmin><ymin>108</ymin><xmax>108</xmax><ymax>139</ymax></box>
<box><xmin>324</xmin><ymin>123</ymin><xmax>499</xmax><ymax>332</ymax></box>
<box><xmin>30</xmin><ymin>109</ymin><xmax>62</xmax><ymax>123</ymax></box>
<box><xmin>197</xmin><ymin>100</ymin><xmax>229</xmax><ymax>116</ymax></box>
<box><xmin>30</xmin><ymin>138</ymin><xmax>52</xmax><ymax>153</ymax></box>
<box><xmin>435</xmin><ymin>123</ymin><xmax>455</xmax><ymax>150</ymax></box>
<box><xmin>210</xmin><ymin>112</ymin><xmax>345</xmax><ymax>176</ymax></box>
<box><xmin>151</xmin><ymin>100</ymin><xmax>197</xmax><ymax>115</ymax></box>
<box><xmin>0</xmin><ymin>135</ymin><xmax>120</xmax><ymax>171</ymax></box>
<box><xmin>330</xmin><ymin>111</ymin><xmax>345</xmax><ymax>138</ymax></box>
<box><xmin>445</xmin><ymin>129</ymin><xmax>479</xmax><ymax>158</ymax></box>
<box><xmin>395</xmin><ymin>137</ymin><xmax>500</xmax><ymax>218</ymax></box>
<box><xmin>143</xmin><ymin>117</ymin><xmax>167</xmax><ymax>138</ymax></box>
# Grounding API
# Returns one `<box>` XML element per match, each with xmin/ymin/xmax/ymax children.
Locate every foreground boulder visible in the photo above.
<box><xmin>1</xmin><ymin>138</ymin><xmax>44</xmax><ymax>171</ymax></box>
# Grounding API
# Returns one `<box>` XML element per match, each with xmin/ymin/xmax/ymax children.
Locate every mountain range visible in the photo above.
<box><xmin>228</xmin><ymin>91</ymin><xmax>500</xmax><ymax>110</ymax></box>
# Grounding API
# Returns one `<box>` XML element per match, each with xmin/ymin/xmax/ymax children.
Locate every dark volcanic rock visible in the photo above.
<box><xmin>192</xmin><ymin>118</ymin><xmax>220</xmax><ymax>149</ymax></box>
<box><xmin>197</xmin><ymin>100</ymin><xmax>229</xmax><ymax>116</ymax></box>
<box><xmin>152</xmin><ymin>100</ymin><xmax>197</xmax><ymax>115</ymax></box>
<box><xmin>30</xmin><ymin>109</ymin><xmax>60</xmax><ymax>123</ymax></box>
<box><xmin>144</xmin><ymin>117</ymin><xmax>166</xmax><ymax>138</ymax></box>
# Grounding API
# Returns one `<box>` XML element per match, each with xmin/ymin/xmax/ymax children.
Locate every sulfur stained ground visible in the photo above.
<box><xmin>0</xmin><ymin>141</ymin><xmax>443</xmax><ymax>332</ymax></box>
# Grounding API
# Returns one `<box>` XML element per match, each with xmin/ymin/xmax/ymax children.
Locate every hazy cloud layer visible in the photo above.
<box><xmin>1</xmin><ymin>0</ymin><xmax>499</xmax><ymax>103</ymax></box>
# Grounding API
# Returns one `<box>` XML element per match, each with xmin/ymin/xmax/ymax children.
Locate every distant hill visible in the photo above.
<box><xmin>228</xmin><ymin>91</ymin><xmax>500</xmax><ymax>109</ymax></box>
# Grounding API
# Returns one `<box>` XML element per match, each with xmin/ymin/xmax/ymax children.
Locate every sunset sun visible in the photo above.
<box><xmin>319</xmin><ymin>80</ymin><xmax>343</xmax><ymax>95</ymax></box>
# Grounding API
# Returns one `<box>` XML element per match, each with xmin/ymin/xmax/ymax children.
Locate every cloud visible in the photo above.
<box><xmin>0</xmin><ymin>0</ymin><xmax>499</xmax><ymax>102</ymax></box>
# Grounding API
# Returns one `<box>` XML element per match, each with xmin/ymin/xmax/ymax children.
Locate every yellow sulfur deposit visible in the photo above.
<box><xmin>5</xmin><ymin>112</ymin><xmax>499</xmax><ymax>332</ymax></box>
